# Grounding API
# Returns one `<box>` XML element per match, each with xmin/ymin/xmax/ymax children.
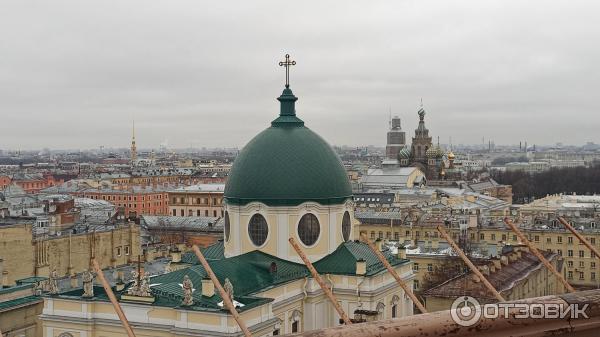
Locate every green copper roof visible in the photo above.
<box><xmin>181</xmin><ymin>241</ymin><xmax>225</xmax><ymax>264</ymax></box>
<box><xmin>0</xmin><ymin>295</ymin><xmax>42</xmax><ymax>312</ymax></box>
<box><xmin>225</xmin><ymin>87</ymin><xmax>352</xmax><ymax>206</ymax></box>
<box><xmin>314</xmin><ymin>241</ymin><xmax>409</xmax><ymax>276</ymax></box>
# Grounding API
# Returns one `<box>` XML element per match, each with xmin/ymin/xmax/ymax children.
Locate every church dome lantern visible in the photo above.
<box><xmin>223</xmin><ymin>54</ymin><xmax>355</xmax><ymax>261</ymax></box>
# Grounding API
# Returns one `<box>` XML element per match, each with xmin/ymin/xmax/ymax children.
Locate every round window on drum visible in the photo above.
<box><xmin>248</xmin><ymin>214</ymin><xmax>268</xmax><ymax>246</ymax></box>
<box><xmin>342</xmin><ymin>211</ymin><xmax>351</xmax><ymax>242</ymax></box>
<box><xmin>298</xmin><ymin>213</ymin><xmax>320</xmax><ymax>246</ymax></box>
<box><xmin>224</xmin><ymin>211</ymin><xmax>231</xmax><ymax>242</ymax></box>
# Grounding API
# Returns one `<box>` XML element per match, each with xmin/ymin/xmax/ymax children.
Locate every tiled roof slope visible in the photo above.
<box><xmin>423</xmin><ymin>251</ymin><xmax>557</xmax><ymax>300</ymax></box>
<box><xmin>314</xmin><ymin>241</ymin><xmax>409</xmax><ymax>276</ymax></box>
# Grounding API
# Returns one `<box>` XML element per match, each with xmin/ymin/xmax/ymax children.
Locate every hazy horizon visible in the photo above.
<box><xmin>2</xmin><ymin>1</ymin><xmax>599</xmax><ymax>150</ymax></box>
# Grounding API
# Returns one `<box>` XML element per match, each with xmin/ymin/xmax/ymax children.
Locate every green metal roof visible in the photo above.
<box><xmin>15</xmin><ymin>276</ymin><xmax>47</xmax><ymax>285</ymax></box>
<box><xmin>0</xmin><ymin>295</ymin><xmax>42</xmax><ymax>312</ymax></box>
<box><xmin>181</xmin><ymin>241</ymin><xmax>225</xmax><ymax>264</ymax></box>
<box><xmin>152</xmin><ymin>250</ymin><xmax>309</xmax><ymax>298</ymax></box>
<box><xmin>0</xmin><ymin>284</ymin><xmax>33</xmax><ymax>295</ymax></box>
<box><xmin>314</xmin><ymin>241</ymin><xmax>410</xmax><ymax>276</ymax></box>
<box><xmin>224</xmin><ymin>87</ymin><xmax>352</xmax><ymax>206</ymax></box>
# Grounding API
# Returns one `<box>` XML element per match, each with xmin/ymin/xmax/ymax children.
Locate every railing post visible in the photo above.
<box><xmin>191</xmin><ymin>245</ymin><xmax>253</xmax><ymax>337</ymax></box>
<box><xmin>437</xmin><ymin>225</ymin><xmax>506</xmax><ymax>302</ymax></box>
<box><xmin>91</xmin><ymin>259</ymin><xmax>137</xmax><ymax>337</ymax></box>
<box><xmin>289</xmin><ymin>237</ymin><xmax>352</xmax><ymax>325</ymax></box>
<box><xmin>359</xmin><ymin>233</ymin><xmax>427</xmax><ymax>313</ymax></box>
<box><xmin>504</xmin><ymin>218</ymin><xmax>575</xmax><ymax>293</ymax></box>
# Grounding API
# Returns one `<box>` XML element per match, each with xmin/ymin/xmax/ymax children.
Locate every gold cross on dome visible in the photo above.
<box><xmin>278</xmin><ymin>54</ymin><xmax>296</xmax><ymax>88</ymax></box>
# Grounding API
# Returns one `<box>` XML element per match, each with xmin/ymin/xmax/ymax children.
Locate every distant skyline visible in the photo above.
<box><xmin>1</xmin><ymin>1</ymin><xmax>599</xmax><ymax>150</ymax></box>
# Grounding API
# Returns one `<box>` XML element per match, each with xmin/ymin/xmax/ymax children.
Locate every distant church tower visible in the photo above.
<box><xmin>410</xmin><ymin>101</ymin><xmax>432</xmax><ymax>164</ymax></box>
<box><xmin>131</xmin><ymin>120</ymin><xmax>137</xmax><ymax>166</ymax></box>
<box><xmin>385</xmin><ymin>115</ymin><xmax>406</xmax><ymax>159</ymax></box>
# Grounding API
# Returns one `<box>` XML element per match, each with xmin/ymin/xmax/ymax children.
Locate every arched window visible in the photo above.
<box><xmin>342</xmin><ymin>211</ymin><xmax>351</xmax><ymax>242</ymax></box>
<box><xmin>376</xmin><ymin>302</ymin><xmax>385</xmax><ymax>320</ymax></box>
<box><xmin>248</xmin><ymin>214</ymin><xmax>268</xmax><ymax>246</ymax></box>
<box><xmin>391</xmin><ymin>295</ymin><xmax>400</xmax><ymax>318</ymax></box>
<box><xmin>290</xmin><ymin>310</ymin><xmax>302</xmax><ymax>333</ymax></box>
<box><xmin>298</xmin><ymin>213</ymin><xmax>320</xmax><ymax>246</ymax></box>
<box><xmin>224</xmin><ymin>211</ymin><xmax>230</xmax><ymax>242</ymax></box>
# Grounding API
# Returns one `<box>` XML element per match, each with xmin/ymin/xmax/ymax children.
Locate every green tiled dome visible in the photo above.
<box><xmin>398</xmin><ymin>147</ymin><xmax>411</xmax><ymax>159</ymax></box>
<box><xmin>224</xmin><ymin>87</ymin><xmax>352</xmax><ymax>206</ymax></box>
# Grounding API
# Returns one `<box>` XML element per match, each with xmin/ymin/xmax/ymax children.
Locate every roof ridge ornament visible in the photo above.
<box><xmin>279</xmin><ymin>54</ymin><xmax>296</xmax><ymax>88</ymax></box>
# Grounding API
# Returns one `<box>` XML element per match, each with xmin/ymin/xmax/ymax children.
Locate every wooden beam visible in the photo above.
<box><xmin>191</xmin><ymin>245</ymin><xmax>253</xmax><ymax>337</ymax></box>
<box><xmin>288</xmin><ymin>237</ymin><xmax>352</xmax><ymax>325</ymax></box>
<box><xmin>504</xmin><ymin>218</ymin><xmax>575</xmax><ymax>293</ymax></box>
<box><xmin>558</xmin><ymin>216</ymin><xmax>600</xmax><ymax>260</ymax></box>
<box><xmin>436</xmin><ymin>225</ymin><xmax>506</xmax><ymax>302</ymax></box>
<box><xmin>91</xmin><ymin>259</ymin><xmax>136</xmax><ymax>337</ymax></box>
<box><xmin>359</xmin><ymin>233</ymin><xmax>427</xmax><ymax>313</ymax></box>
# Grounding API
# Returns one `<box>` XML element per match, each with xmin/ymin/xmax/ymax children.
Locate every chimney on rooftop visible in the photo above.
<box><xmin>492</xmin><ymin>259</ymin><xmax>502</xmax><ymax>271</ymax></box>
<box><xmin>375</xmin><ymin>238</ymin><xmax>383</xmax><ymax>251</ymax></box>
<box><xmin>397</xmin><ymin>246</ymin><xmax>407</xmax><ymax>259</ymax></box>
<box><xmin>202</xmin><ymin>277</ymin><xmax>215</xmax><ymax>297</ymax></box>
<box><xmin>501</xmin><ymin>255</ymin><xmax>509</xmax><ymax>266</ymax></box>
<box><xmin>356</xmin><ymin>259</ymin><xmax>366</xmax><ymax>276</ymax></box>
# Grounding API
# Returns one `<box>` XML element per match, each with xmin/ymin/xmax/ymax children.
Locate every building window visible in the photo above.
<box><xmin>341</xmin><ymin>211</ymin><xmax>351</xmax><ymax>242</ymax></box>
<box><xmin>568</xmin><ymin>271</ymin><xmax>573</xmax><ymax>279</ymax></box>
<box><xmin>592</xmin><ymin>272</ymin><xmax>596</xmax><ymax>280</ymax></box>
<box><xmin>125</xmin><ymin>245</ymin><xmax>130</xmax><ymax>255</ymax></box>
<box><xmin>273</xmin><ymin>329</ymin><xmax>280</xmax><ymax>335</ymax></box>
<box><xmin>579</xmin><ymin>272</ymin><xmax>585</xmax><ymax>280</ymax></box>
<box><xmin>579</xmin><ymin>250</ymin><xmax>585</xmax><ymax>258</ymax></box>
<box><xmin>568</xmin><ymin>250</ymin><xmax>573</xmax><ymax>257</ymax></box>
<box><xmin>298</xmin><ymin>213</ymin><xmax>320</xmax><ymax>246</ymax></box>
<box><xmin>567</xmin><ymin>261</ymin><xmax>573</xmax><ymax>267</ymax></box>
<box><xmin>568</xmin><ymin>237</ymin><xmax>573</xmax><ymax>244</ymax></box>
<box><xmin>480</xmin><ymin>233</ymin><xmax>485</xmax><ymax>240</ymax></box>
<box><xmin>391</xmin><ymin>295</ymin><xmax>399</xmax><ymax>318</ymax></box>
<box><xmin>427</xmin><ymin>263</ymin><xmax>433</xmax><ymax>272</ymax></box>
<box><xmin>197</xmin><ymin>210</ymin><xmax>201</xmax><ymax>216</ymax></box>
<box><xmin>414</xmin><ymin>280</ymin><xmax>419</xmax><ymax>290</ymax></box>
<box><xmin>534</xmin><ymin>236</ymin><xmax>539</xmax><ymax>242</ymax></box>
<box><xmin>224</xmin><ymin>211</ymin><xmax>230</xmax><ymax>242</ymax></box>
<box><xmin>502</xmin><ymin>234</ymin><xmax>507</xmax><ymax>241</ymax></box>
<box><xmin>558</xmin><ymin>236</ymin><xmax>563</xmax><ymax>243</ymax></box>
<box><xmin>172</xmin><ymin>209</ymin><xmax>176</xmax><ymax>216</ymax></box>
<box><xmin>557</xmin><ymin>249</ymin><xmax>563</xmax><ymax>256</ymax></box>
<box><xmin>370</xmin><ymin>231</ymin><xmax>375</xmax><ymax>239</ymax></box>
<box><xmin>394</xmin><ymin>232</ymin><xmax>400</xmax><ymax>240</ymax></box>
<box><xmin>547</xmin><ymin>237</ymin><xmax>552</xmax><ymax>243</ymax></box>
<box><xmin>291</xmin><ymin>321</ymin><xmax>299</xmax><ymax>333</ymax></box>
<box><xmin>116</xmin><ymin>247</ymin><xmax>122</xmax><ymax>256</ymax></box>
<box><xmin>413</xmin><ymin>263</ymin><xmax>419</xmax><ymax>271</ymax></box>
<box><xmin>213</xmin><ymin>210</ymin><xmax>217</xmax><ymax>217</ymax></box>
<box><xmin>491</xmin><ymin>234</ymin><xmax>496</xmax><ymax>240</ymax></box>
<box><xmin>579</xmin><ymin>261</ymin><xmax>585</xmax><ymax>268</ymax></box>
<box><xmin>379</xmin><ymin>231</ymin><xmax>384</xmax><ymax>239</ymax></box>
<box><xmin>248</xmin><ymin>214</ymin><xmax>268</xmax><ymax>246</ymax></box>
<box><xmin>180</xmin><ymin>209</ymin><xmax>184</xmax><ymax>216</ymax></box>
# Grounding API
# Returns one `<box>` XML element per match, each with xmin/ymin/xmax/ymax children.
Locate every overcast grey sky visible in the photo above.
<box><xmin>1</xmin><ymin>1</ymin><xmax>599</xmax><ymax>150</ymax></box>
